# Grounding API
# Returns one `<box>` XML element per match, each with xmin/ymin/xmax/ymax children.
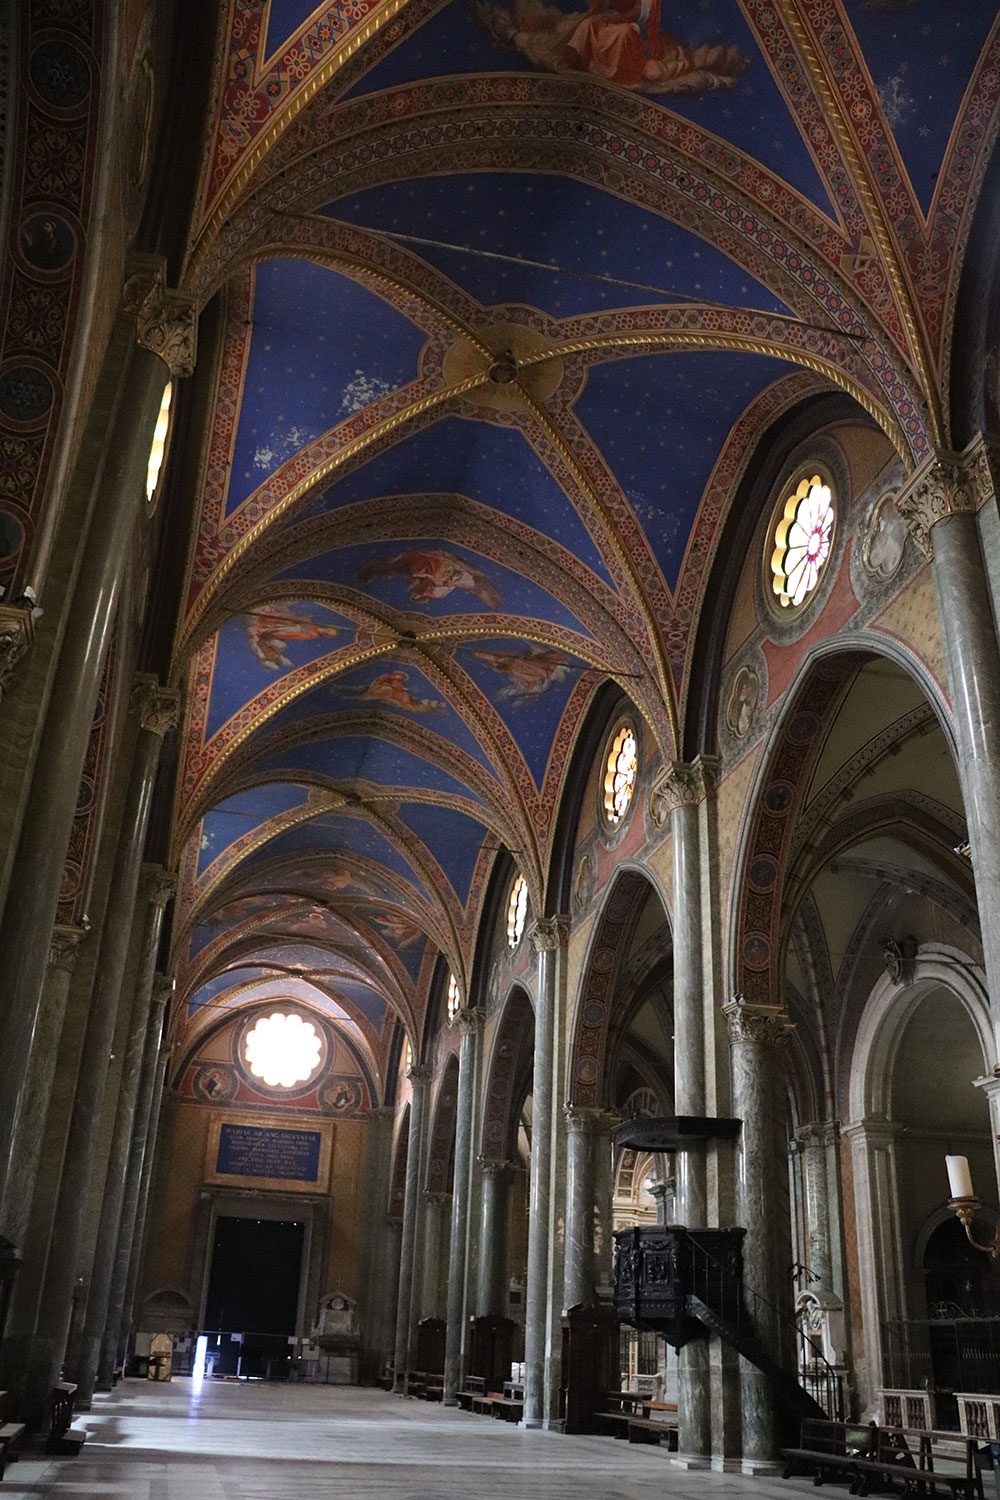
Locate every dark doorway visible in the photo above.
<box><xmin>204</xmin><ymin>1216</ymin><xmax>304</xmax><ymax>1377</ymax></box>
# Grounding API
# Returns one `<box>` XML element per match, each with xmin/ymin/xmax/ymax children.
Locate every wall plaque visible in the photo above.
<box><xmin>206</xmin><ymin>1113</ymin><xmax>332</xmax><ymax>1193</ymax></box>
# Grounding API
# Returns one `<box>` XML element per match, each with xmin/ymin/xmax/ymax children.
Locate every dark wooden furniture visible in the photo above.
<box><xmin>46</xmin><ymin>1382</ymin><xmax>87</xmax><ymax>1455</ymax></box>
<box><xmin>781</xmin><ymin>1418</ymin><xmax>984</xmax><ymax>1498</ymax></box>
<box><xmin>466</xmin><ymin>1315</ymin><xmax>516</xmax><ymax>1391</ymax></box>
<box><xmin>596</xmin><ymin>1391</ymin><xmax>677</xmax><ymax>1446</ymax></box>
<box><xmin>415</xmin><ymin>1318</ymin><xmax>446</xmax><ymax>1377</ymax></box>
<box><xmin>0</xmin><ymin>1390</ymin><xmax>25</xmax><ymax>1479</ymax></box>
<box><xmin>561</xmin><ymin>1303</ymin><xmax>620</xmax><ymax>1434</ymax></box>
<box><xmin>492</xmin><ymin>1380</ymin><xmax>524</xmax><ymax>1422</ymax></box>
<box><xmin>458</xmin><ymin>1374</ymin><xmax>486</xmax><ymax>1411</ymax></box>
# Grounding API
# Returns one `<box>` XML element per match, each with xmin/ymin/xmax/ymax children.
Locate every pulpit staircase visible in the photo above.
<box><xmin>614</xmin><ymin>1226</ymin><xmax>843</xmax><ymax>1440</ymax></box>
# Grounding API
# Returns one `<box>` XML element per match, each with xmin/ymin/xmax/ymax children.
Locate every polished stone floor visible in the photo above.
<box><xmin>5</xmin><ymin>1379</ymin><xmax>824</xmax><ymax>1499</ymax></box>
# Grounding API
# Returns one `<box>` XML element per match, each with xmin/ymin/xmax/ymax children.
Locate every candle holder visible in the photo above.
<box><xmin>949</xmin><ymin>1195</ymin><xmax>1000</xmax><ymax>1259</ymax></box>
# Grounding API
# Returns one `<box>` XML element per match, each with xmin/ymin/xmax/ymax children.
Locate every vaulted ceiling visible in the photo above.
<box><xmin>168</xmin><ymin>0</ymin><xmax>1000</xmax><ymax>1094</ymax></box>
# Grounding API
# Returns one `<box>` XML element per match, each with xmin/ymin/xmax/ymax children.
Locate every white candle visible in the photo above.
<box><xmin>946</xmin><ymin>1154</ymin><xmax>974</xmax><ymax>1199</ymax></box>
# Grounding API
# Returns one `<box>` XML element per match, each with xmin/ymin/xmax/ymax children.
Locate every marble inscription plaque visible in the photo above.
<box><xmin>216</xmin><ymin>1122</ymin><xmax>321</xmax><ymax>1182</ymax></box>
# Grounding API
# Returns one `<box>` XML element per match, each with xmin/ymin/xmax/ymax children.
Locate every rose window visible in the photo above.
<box><xmin>243</xmin><ymin>1011</ymin><xmax>322</xmax><ymax>1090</ymax></box>
<box><xmin>770</xmin><ymin>475</ymin><xmax>835</xmax><ymax>609</ymax></box>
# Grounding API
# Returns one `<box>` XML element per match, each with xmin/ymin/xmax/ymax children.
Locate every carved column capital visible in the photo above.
<box><xmin>478</xmin><ymin>1156</ymin><xmax>516</xmax><ymax>1181</ymax></box>
<box><xmin>142</xmin><ymin>863</ymin><xmax>176</xmax><ymax>911</ymax></box>
<box><xmin>0</xmin><ymin>602</ymin><xmax>35</xmax><ymax>705</ymax></box>
<box><xmin>122</xmin><ymin>253</ymin><xmax>197</xmax><ymax>377</ymax></box>
<box><xmin>529</xmin><ymin>914</ymin><xmax>570</xmax><ymax>954</ymax></box>
<box><xmin>423</xmin><ymin>1188</ymin><xmax>451</xmax><ymax>1206</ymax></box>
<box><xmin>649</xmin><ymin>756</ymin><xmax>719</xmax><ymax>827</ymax></box>
<box><xmin>723</xmin><ymin>993</ymin><xmax>794</xmax><ymax>1048</ymax></box>
<box><xmin>895</xmin><ymin>435</ymin><xmax>997</xmax><ymax>559</ymax></box>
<box><xmin>456</xmin><ymin>1006</ymin><xmax>483</xmax><ymax>1037</ymax></box>
<box><xmin>407</xmin><ymin>1062</ymin><xmax>433</xmax><ymax>1086</ymax></box>
<box><xmin>564</xmin><ymin>1103</ymin><xmax>602</xmax><ymax>1134</ymax></box>
<box><xmin>47</xmin><ymin>922</ymin><xmax>87</xmax><ymax>972</ymax></box>
<box><xmin>150</xmin><ymin>973</ymin><xmax>175</xmax><ymax>1011</ymax></box>
<box><xmin>131</xmin><ymin>675</ymin><xmax>180</xmax><ymax>737</ymax></box>
<box><xmin>795</xmin><ymin>1120</ymin><xmax>840</xmax><ymax>1151</ymax></box>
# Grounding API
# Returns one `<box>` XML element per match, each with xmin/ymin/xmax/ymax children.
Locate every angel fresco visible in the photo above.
<box><xmin>472</xmin><ymin>644</ymin><xmax>578</xmax><ymax>702</ymax></box>
<box><xmin>336</xmin><ymin>669</ymin><xmax>444</xmax><ymax>714</ymax></box>
<box><xmin>475</xmin><ymin>0</ymin><xmax>747</xmax><ymax>93</ymax></box>
<box><xmin>359</xmin><ymin>548</ymin><xmax>503</xmax><ymax>609</ymax></box>
<box><xmin>241</xmin><ymin>604</ymin><xmax>340</xmax><ymax>671</ymax></box>
<box><xmin>368</xmin><ymin>909</ymin><xmax>424</xmax><ymax>947</ymax></box>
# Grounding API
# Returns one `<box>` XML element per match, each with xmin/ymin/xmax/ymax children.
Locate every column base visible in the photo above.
<box><xmin>740</xmin><ymin>1457</ymin><xmax>785</xmax><ymax>1476</ymax></box>
<box><xmin>443</xmin><ymin>1397</ymin><xmax>458</xmax><ymax>1407</ymax></box>
<box><xmin>671</xmin><ymin>1453</ymin><xmax>711</xmax><ymax>1470</ymax></box>
<box><xmin>519</xmin><ymin>1417</ymin><xmax>544</xmax><ymax>1430</ymax></box>
<box><xmin>542</xmin><ymin>1417</ymin><xmax>564</xmax><ymax>1433</ymax></box>
<box><xmin>710</xmin><ymin>1457</ymin><xmax>746</xmax><ymax>1473</ymax></box>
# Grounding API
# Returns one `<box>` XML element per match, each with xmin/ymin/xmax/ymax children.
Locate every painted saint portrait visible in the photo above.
<box><xmin>472</xmin><ymin>644</ymin><xmax>577</xmax><ymax>702</ymax></box>
<box><xmin>368</xmin><ymin>908</ymin><xmax>424</xmax><ymax>947</ymax></box>
<box><xmin>475</xmin><ymin>0</ymin><xmax>748</xmax><ymax>93</ymax></box>
<box><xmin>241</xmin><ymin>603</ymin><xmax>340</xmax><ymax>671</ymax></box>
<box><xmin>336</xmin><ymin>668</ymin><xmax>444</xmax><ymax>714</ymax></box>
<box><xmin>359</xmin><ymin>548</ymin><xmax>502</xmax><ymax>608</ymax></box>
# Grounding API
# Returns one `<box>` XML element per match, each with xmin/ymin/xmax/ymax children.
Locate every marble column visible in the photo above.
<box><xmin>0</xmin><ymin>332</ymin><xmax>178</xmax><ymax>1208</ymax></box>
<box><xmin>654</xmin><ymin>759</ymin><xmax>716</xmax><ymax>1462</ymax></box>
<box><xmin>378</xmin><ymin>1216</ymin><xmax>403</xmax><ymax>1381</ymax></box>
<box><xmin>420</xmin><ymin>1192</ymin><xmax>449</xmax><ymax>1320</ymax></box>
<box><xmin>95</xmin><ymin>944</ymin><xmax>174</xmax><ymax>1391</ymax></box>
<box><xmin>723</xmin><ymin>995</ymin><xmax>793</xmax><ymax>1471</ymax></box>
<box><xmin>563</xmin><ymin>1106</ymin><xmax>598</xmax><ymax>1310</ymax></box>
<box><xmin>897</xmin><ymin>437</ymin><xmax>1000</xmax><ymax>1041</ymax></box>
<box><xmin>358</xmin><ymin>1108</ymin><xmax>395</xmax><ymax>1384</ymax></box>
<box><xmin>797</xmin><ymin>1123</ymin><xmax>836</xmax><ymax>1296</ymax></box>
<box><xmin>79</xmin><ymin>873</ymin><xmax>174</xmax><ymax>1402</ymax></box>
<box><xmin>593</xmin><ymin>1110</ymin><xmax>620</xmax><ymax>1294</ymax></box>
<box><xmin>476</xmin><ymin>1159</ymin><xmax>514</xmax><ymax>1317</ymax></box>
<box><xmin>119</xmin><ymin>1043</ymin><xmax>169</xmax><ymax>1352</ymax></box>
<box><xmin>522</xmin><ymin>916</ymin><xmax>567</xmax><ymax>1428</ymax></box>
<box><xmin>393</xmin><ymin>1063</ymin><xmax>431</xmax><ymax>1391</ymax></box>
<box><xmin>0</xmin><ymin>926</ymin><xmax>87</xmax><ymax>1399</ymax></box>
<box><xmin>444</xmin><ymin>1008</ymin><xmax>481</xmax><ymax>1404</ymax></box>
<box><xmin>21</xmin><ymin>682</ymin><xmax>178</xmax><ymax>1428</ymax></box>
<box><xmin>842</xmin><ymin>1118</ymin><xmax>906</xmax><ymax>1408</ymax></box>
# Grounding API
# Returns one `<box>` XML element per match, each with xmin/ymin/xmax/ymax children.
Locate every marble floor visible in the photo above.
<box><xmin>4</xmin><ymin>1379</ymin><xmax>826</xmax><ymax>1499</ymax></box>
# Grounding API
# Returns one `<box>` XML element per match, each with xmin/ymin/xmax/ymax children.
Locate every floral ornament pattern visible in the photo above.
<box><xmin>771</xmin><ymin>476</ymin><xmax>835</xmax><ymax>609</ymax></box>
<box><xmin>604</xmin><ymin>723</ymin><xmax>638</xmax><ymax>824</ymax></box>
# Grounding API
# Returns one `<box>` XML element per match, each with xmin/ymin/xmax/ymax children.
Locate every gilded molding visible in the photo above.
<box><xmin>649</xmin><ymin>756</ymin><xmax>719</xmax><ymax>827</ymax></box>
<box><xmin>895</xmin><ymin>434</ymin><xmax>997</xmax><ymax>559</ymax></box>
<box><xmin>47</xmin><ymin>923</ymin><xmax>87</xmax><ymax>973</ymax></box>
<box><xmin>132</xmin><ymin>676</ymin><xmax>180</xmax><ymax>738</ymax></box>
<box><xmin>0</xmin><ymin>603</ymin><xmax>35</xmax><ymax>705</ymax></box>
<box><xmin>723</xmin><ymin>994</ymin><xmax>794</xmax><ymax>1049</ymax></box>
<box><xmin>529</xmin><ymin>914</ymin><xmax>570</xmax><ymax>954</ymax></box>
<box><xmin>122</xmin><ymin>253</ymin><xmax>198</xmax><ymax>378</ymax></box>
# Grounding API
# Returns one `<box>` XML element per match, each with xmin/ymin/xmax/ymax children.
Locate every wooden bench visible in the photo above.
<box><xmin>459</xmin><ymin>1375</ymin><xmax>487</xmax><ymax>1412</ymax></box>
<box><xmin>421</xmin><ymin>1374</ymin><xmax>445</xmax><ymax>1402</ymax></box>
<box><xmin>491</xmin><ymin>1384</ymin><xmax>524</xmax><ymax>1423</ymax></box>
<box><xmin>782</xmin><ymin>1418</ymin><xmax>983</xmax><ymax>1497</ymax></box>
<box><xmin>625</xmin><ymin>1400</ymin><xmax>678</xmax><ymax>1448</ymax></box>
<box><xmin>472</xmin><ymin>1391</ymin><xmax>502</xmax><ymax>1416</ymax></box>
<box><xmin>46</xmin><ymin>1382</ymin><xmax>87</xmax><ymax>1456</ymax></box>
<box><xmin>0</xmin><ymin>1390</ymin><xmax>25</xmax><ymax>1480</ymax></box>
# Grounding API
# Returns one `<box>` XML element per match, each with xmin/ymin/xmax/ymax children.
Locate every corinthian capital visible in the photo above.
<box><xmin>47</xmin><ymin>923</ymin><xmax>87</xmax><ymax>973</ymax></box>
<box><xmin>649</xmin><ymin>756</ymin><xmax>718</xmax><ymax>827</ymax></box>
<box><xmin>142</xmin><ymin>864</ymin><xmax>177</xmax><ymax>910</ymax></box>
<box><xmin>132</xmin><ymin>676</ymin><xmax>180</xmax><ymax>737</ymax></box>
<box><xmin>407</xmin><ymin>1062</ymin><xmax>433</xmax><ymax>1086</ymax></box>
<box><xmin>122</xmin><ymin>253</ymin><xmax>197</xmax><ymax>378</ymax></box>
<box><xmin>895</xmin><ymin>436</ymin><xmax>997</xmax><ymax>559</ymax></box>
<box><xmin>529</xmin><ymin>914</ymin><xmax>569</xmax><ymax>954</ymax></box>
<box><xmin>150</xmin><ymin>972</ymin><xmax>176</xmax><ymax>1010</ymax></box>
<box><xmin>456</xmin><ymin>1006</ymin><xmax>482</xmax><ymax>1037</ymax></box>
<box><xmin>0</xmin><ymin>602</ymin><xmax>35</xmax><ymax>705</ymax></box>
<box><xmin>723</xmin><ymin>993</ymin><xmax>793</xmax><ymax>1049</ymax></box>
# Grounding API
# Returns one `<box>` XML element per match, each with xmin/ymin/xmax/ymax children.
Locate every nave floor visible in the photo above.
<box><xmin>5</xmin><ymin>1378</ymin><xmax>824</xmax><ymax>1499</ymax></box>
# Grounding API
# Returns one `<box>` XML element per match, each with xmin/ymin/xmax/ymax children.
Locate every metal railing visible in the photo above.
<box><xmin>682</xmin><ymin>1231</ymin><xmax>845</xmax><ymax>1421</ymax></box>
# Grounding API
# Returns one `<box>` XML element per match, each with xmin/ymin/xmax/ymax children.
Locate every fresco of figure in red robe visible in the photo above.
<box><xmin>337</xmin><ymin>668</ymin><xmax>444</xmax><ymax>714</ymax></box>
<box><xmin>476</xmin><ymin>0</ymin><xmax>747</xmax><ymax>92</ymax></box>
<box><xmin>472</xmin><ymin>644</ymin><xmax>578</xmax><ymax>702</ymax></box>
<box><xmin>359</xmin><ymin>548</ymin><xmax>503</xmax><ymax>608</ymax></box>
<box><xmin>241</xmin><ymin>603</ymin><xmax>341</xmax><ymax>671</ymax></box>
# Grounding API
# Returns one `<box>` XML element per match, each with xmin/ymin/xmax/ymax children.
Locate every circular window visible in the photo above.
<box><xmin>447</xmin><ymin>972</ymin><xmax>462</xmax><ymax>1024</ymax></box>
<box><xmin>242</xmin><ymin>1010</ymin><xmax>322</xmax><ymax>1090</ymax></box>
<box><xmin>146</xmin><ymin>381</ymin><xmax>172</xmax><ymax>505</ymax></box>
<box><xmin>507</xmin><ymin>874</ymin><xmax>528</xmax><ymax>949</ymax></box>
<box><xmin>770</xmin><ymin>474</ymin><xmax>835</xmax><ymax>611</ymax></box>
<box><xmin>603</xmin><ymin>723</ymin><xmax>638</xmax><ymax>826</ymax></box>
